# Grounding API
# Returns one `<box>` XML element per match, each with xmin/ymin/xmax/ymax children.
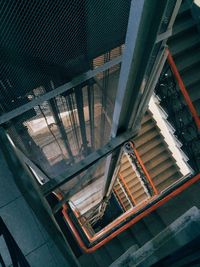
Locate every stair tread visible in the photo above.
<box><xmin>145</xmin><ymin>151</ymin><xmax>171</xmax><ymax>171</ymax></box>
<box><xmin>169</xmin><ymin>29</ymin><xmax>200</xmax><ymax>57</ymax></box>
<box><xmin>136</xmin><ymin>136</ymin><xmax>163</xmax><ymax>157</ymax></box>
<box><xmin>181</xmin><ymin>64</ymin><xmax>200</xmax><ymax>88</ymax></box>
<box><xmin>79</xmin><ymin>254</ymin><xmax>99</xmax><ymax>267</ymax></box>
<box><xmin>117</xmin><ymin>230</ymin><xmax>138</xmax><ymax>251</ymax></box>
<box><xmin>175</xmin><ymin>47</ymin><xmax>200</xmax><ymax>73</ymax></box>
<box><xmin>138</xmin><ymin>120</ymin><xmax>156</xmax><ymax>136</ymax></box>
<box><xmin>120</xmin><ymin>168</ymin><xmax>136</xmax><ymax>180</ymax></box>
<box><xmin>187</xmin><ymin>83</ymin><xmax>200</xmax><ymax>102</ymax></box>
<box><xmin>143</xmin><ymin>211</ymin><xmax>166</xmax><ymax>236</ymax></box>
<box><xmin>149</xmin><ymin>159</ymin><xmax>175</xmax><ymax>179</ymax></box>
<box><xmin>172</xmin><ymin>17</ymin><xmax>196</xmax><ymax>37</ymax></box>
<box><xmin>141</xmin><ymin>144</ymin><xmax>167</xmax><ymax>164</ymax></box>
<box><xmin>156</xmin><ymin>172</ymin><xmax>182</xmax><ymax>192</ymax></box>
<box><xmin>154</xmin><ymin>167</ymin><xmax>181</xmax><ymax>190</ymax></box>
<box><xmin>129</xmin><ymin>220</ymin><xmax>153</xmax><ymax>246</ymax></box>
<box><xmin>134</xmin><ymin>128</ymin><xmax>160</xmax><ymax>148</ymax></box>
<box><xmin>177</xmin><ymin>1</ymin><xmax>192</xmax><ymax>17</ymax></box>
<box><xmin>104</xmin><ymin>237</ymin><xmax>125</xmax><ymax>262</ymax></box>
<box><xmin>92</xmin><ymin>247</ymin><xmax>112</xmax><ymax>267</ymax></box>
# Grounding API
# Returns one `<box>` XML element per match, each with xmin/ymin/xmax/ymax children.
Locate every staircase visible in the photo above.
<box><xmin>78</xmin><ymin>209</ymin><xmax>167</xmax><ymax>267</ymax></box>
<box><xmin>78</xmin><ymin>180</ymin><xmax>200</xmax><ymax>267</ymax></box>
<box><xmin>156</xmin><ymin>0</ymin><xmax>200</xmax><ymax>172</ymax></box>
<box><xmin>78</xmin><ymin>109</ymin><xmax>183</xmax><ymax>266</ymax></box>
<box><xmin>113</xmin><ymin>111</ymin><xmax>182</xmax><ymax>211</ymax></box>
<box><xmin>110</xmin><ymin>207</ymin><xmax>200</xmax><ymax>267</ymax></box>
<box><xmin>76</xmin><ymin>1</ymin><xmax>200</xmax><ymax>266</ymax></box>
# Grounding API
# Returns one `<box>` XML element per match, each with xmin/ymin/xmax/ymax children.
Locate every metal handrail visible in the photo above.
<box><xmin>57</xmin><ymin>173</ymin><xmax>200</xmax><ymax>253</ymax></box>
<box><xmin>119</xmin><ymin>172</ymin><xmax>137</xmax><ymax>206</ymax></box>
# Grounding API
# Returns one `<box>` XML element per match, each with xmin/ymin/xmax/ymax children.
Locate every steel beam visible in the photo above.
<box><xmin>87</xmin><ymin>83</ymin><xmax>95</xmax><ymax>149</ymax></box>
<box><xmin>110</xmin><ymin>0</ymin><xmax>145</xmax><ymax>138</ymax></box>
<box><xmin>48</xmin><ymin>97</ymin><xmax>74</xmax><ymax>160</ymax></box>
<box><xmin>102</xmin><ymin>0</ymin><xmax>171</xmax><ymax>200</ymax></box>
<box><xmin>74</xmin><ymin>86</ymin><xmax>88</xmax><ymax>155</ymax></box>
<box><xmin>101</xmin><ymin>0</ymin><xmax>146</xmax><ymax>200</ymax></box>
<box><xmin>130</xmin><ymin>47</ymin><xmax>168</xmax><ymax>133</ymax></box>
<box><xmin>0</xmin><ymin>56</ymin><xmax>122</xmax><ymax>124</ymax></box>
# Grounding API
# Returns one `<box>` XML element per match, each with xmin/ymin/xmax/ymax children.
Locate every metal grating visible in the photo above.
<box><xmin>0</xmin><ymin>0</ymin><xmax>130</xmax><ymax>113</ymax></box>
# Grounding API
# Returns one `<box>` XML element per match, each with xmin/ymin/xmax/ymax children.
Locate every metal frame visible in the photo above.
<box><xmin>41</xmin><ymin>129</ymin><xmax>137</xmax><ymax>199</ymax></box>
<box><xmin>102</xmin><ymin>0</ymin><xmax>170</xmax><ymax>202</ymax></box>
<box><xmin>0</xmin><ymin>56</ymin><xmax>122</xmax><ymax>124</ymax></box>
<box><xmin>156</xmin><ymin>0</ymin><xmax>182</xmax><ymax>43</ymax></box>
<box><xmin>101</xmin><ymin>0</ymin><xmax>146</xmax><ymax>201</ymax></box>
<box><xmin>130</xmin><ymin>47</ymin><xmax>169</xmax><ymax>133</ymax></box>
<box><xmin>58</xmin><ymin>165</ymin><xmax>103</xmax><ymax>204</ymax></box>
<box><xmin>50</xmin><ymin>129</ymin><xmax>137</xmax><ymax>213</ymax></box>
<box><xmin>74</xmin><ymin>86</ymin><xmax>88</xmax><ymax>154</ymax></box>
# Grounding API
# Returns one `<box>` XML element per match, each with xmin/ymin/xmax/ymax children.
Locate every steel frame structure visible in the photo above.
<box><xmin>1</xmin><ymin>0</ymin><xmax>192</xmax><ymax>260</ymax></box>
<box><xmin>0</xmin><ymin>56</ymin><xmax>122</xmax><ymax>124</ymax></box>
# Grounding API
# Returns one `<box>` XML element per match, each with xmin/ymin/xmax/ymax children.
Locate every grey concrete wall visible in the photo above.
<box><xmin>0</xmin><ymin>146</ymin><xmax>73</xmax><ymax>267</ymax></box>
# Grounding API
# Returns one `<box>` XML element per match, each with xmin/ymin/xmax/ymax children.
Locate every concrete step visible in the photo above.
<box><xmin>157</xmin><ymin>172</ymin><xmax>181</xmax><ymax>193</ymax></box>
<box><xmin>145</xmin><ymin>151</ymin><xmax>171</xmax><ymax>171</ymax></box>
<box><xmin>117</xmin><ymin>229</ymin><xmax>139</xmax><ymax>251</ymax></box>
<box><xmin>137</xmin><ymin>120</ymin><xmax>156</xmax><ymax>136</ymax></box>
<box><xmin>92</xmin><ymin>247</ymin><xmax>113</xmax><ymax>267</ymax></box>
<box><xmin>134</xmin><ymin>127</ymin><xmax>159</xmax><ymax>148</ymax></box>
<box><xmin>172</xmin><ymin>16</ymin><xmax>196</xmax><ymax>37</ymax></box>
<box><xmin>193</xmin><ymin>99</ymin><xmax>200</xmax><ymax>116</ymax></box>
<box><xmin>169</xmin><ymin>29</ymin><xmax>200</xmax><ymax>57</ymax></box>
<box><xmin>129</xmin><ymin>186</ymin><xmax>147</xmax><ymax>202</ymax></box>
<box><xmin>174</xmin><ymin>47</ymin><xmax>200</xmax><ymax>73</ymax></box>
<box><xmin>120</xmin><ymin>166</ymin><xmax>135</xmax><ymax>179</ymax></box>
<box><xmin>110</xmin><ymin>207</ymin><xmax>200</xmax><ymax>267</ymax></box>
<box><xmin>141</xmin><ymin>144</ymin><xmax>166</xmax><ymax>164</ymax></box>
<box><xmin>155</xmin><ymin>168</ymin><xmax>181</xmax><ymax>192</ymax></box>
<box><xmin>149</xmin><ymin>159</ymin><xmax>175</xmax><ymax>180</ymax></box>
<box><xmin>120</xmin><ymin>160</ymin><xmax>131</xmax><ymax>172</ymax></box>
<box><xmin>79</xmin><ymin>254</ymin><xmax>99</xmax><ymax>267</ymax></box>
<box><xmin>143</xmin><ymin>211</ymin><xmax>166</xmax><ymax>237</ymax></box>
<box><xmin>104</xmin><ymin>237</ymin><xmax>125</xmax><ymax>263</ymax></box>
<box><xmin>141</xmin><ymin>112</ymin><xmax>152</xmax><ymax>124</ymax></box>
<box><xmin>137</xmin><ymin>136</ymin><xmax>163</xmax><ymax>157</ymax></box>
<box><xmin>128</xmin><ymin>181</ymin><xmax>146</xmax><ymax>194</ymax></box>
<box><xmin>186</xmin><ymin>83</ymin><xmax>200</xmax><ymax>103</ymax></box>
<box><xmin>177</xmin><ymin>1</ymin><xmax>192</xmax><ymax>18</ymax></box>
<box><xmin>129</xmin><ymin>220</ymin><xmax>153</xmax><ymax>247</ymax></box>
<box><xmin>181</xmin><ymin>63</ymin><xmax>200</xmax><ymax>88</ymax></box>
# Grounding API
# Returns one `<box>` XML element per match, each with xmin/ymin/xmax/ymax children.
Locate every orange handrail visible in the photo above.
<box><xmin>130</xmin><ymin>142</ymin><xmax>158</xmax><ymax>195</ymax></box>
<box><xmin>167</xmin><ymin>48</ymin><xmax>200</xmax><ymax>130</ymax></box>
<box><xmin>57</xmin><ymin>173</ymin><xmax>200</xmax><ymax>253</ymax></box>
<box><xmin>60</xmin><ymin>140</ymin><xmax>160</xmax><ymax>243</ymax></box>
<box><xmin>119</xmin><ymin>172</ymin><xmax>137</xmax><ymax>205</ymax></box>
<box><xmin>71</xmin><ymin>196</ymin><xmax>154</xmax><ymax>243</ymax></box>
<box><xmin>113</xmin><ymin>187</ymin><xmax>127</xmax><ymax>211</ymax></box>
